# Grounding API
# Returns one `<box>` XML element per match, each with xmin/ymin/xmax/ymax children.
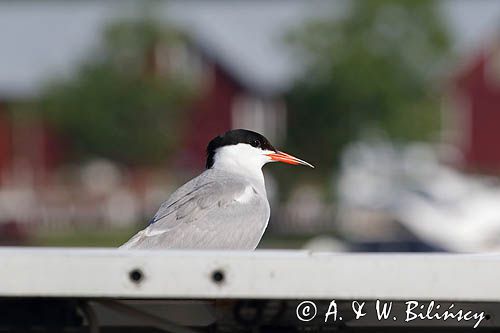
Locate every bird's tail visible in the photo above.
<box><xmin>119</xmin><ymin>230</ymin><xmax>145</xmax><ymax>249</ymax></box>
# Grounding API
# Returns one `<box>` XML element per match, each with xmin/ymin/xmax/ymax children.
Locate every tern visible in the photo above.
<box><xmin>120</xmin><ymin>129</ymin><xmax>313</xmax><ymax>250</ymax></box>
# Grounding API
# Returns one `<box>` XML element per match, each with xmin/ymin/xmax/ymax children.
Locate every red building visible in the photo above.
<box><xmin>0</xmin><ymin>102</ymin><xmax>61</xmax><ymax>186</ymax></box>
<box><xmin>179</xmin><ymin>51</ymin><xmax>286</xmax><ymax>170</ymax></box>
<box><xmin>0</xmin><ymin>39</ymin><xmax>287</xmax><ymax>185</ymax></box>
<box><xmin>447</xmin><ymin>45</ymin><xmax>500</xmax><ymax>174</ymax></box>
<box><xmin>0</xmin><ymin>102</ymin><xmax>11</xmax><ymax>183</ymax></box>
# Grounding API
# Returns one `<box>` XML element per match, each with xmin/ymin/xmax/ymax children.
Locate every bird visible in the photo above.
<box><xmin>120</xmin><ymin>129</ymin><xmax>313</xmax><ymax>250</ymax></box>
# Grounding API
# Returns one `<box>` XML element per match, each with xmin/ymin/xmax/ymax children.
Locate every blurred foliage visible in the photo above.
<box><xmin>284</xmin><ymin>0</ymin><xmax>451</xmax><ymax>187</ymax></box>
<box><xmin>40</xmin><ymin>18</ymin><xmax>194</xmax><ymax>165</ymax></box>
<box><xmin>32</xmin><ymin>227</ymin><xmax>309</xmax><ymax>249</ymax></box>
<box><xmin>33</xmin><ymin>227</ymin><xmax>139</xmax><ymax>247</ymax></box>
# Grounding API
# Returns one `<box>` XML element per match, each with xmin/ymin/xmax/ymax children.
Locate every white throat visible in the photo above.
<box><xmin>211</xmin><ymin>144</ymin><xmax>270</xmax><ymax>191</ymax></box>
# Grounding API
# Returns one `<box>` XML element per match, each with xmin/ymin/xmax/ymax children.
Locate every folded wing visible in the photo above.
<box><xmin>120</xmin><ymin>173</ymin><xmax>269</xmax><ymax>250</ymax></box>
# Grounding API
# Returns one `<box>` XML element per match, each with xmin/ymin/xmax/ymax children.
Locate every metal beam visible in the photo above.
<box><xmin>0</xmin><ymin>248</ymin><xmax>497</xmax><ymax>301</ymax></box>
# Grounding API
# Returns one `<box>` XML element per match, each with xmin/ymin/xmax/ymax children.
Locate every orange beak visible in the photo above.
<box><xmin>266</xmin><ymin>151</ymin><xmax>314</xmax><ymax>168</ymax></box>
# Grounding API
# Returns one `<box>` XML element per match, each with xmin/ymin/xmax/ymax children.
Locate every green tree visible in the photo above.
<box><xmin>285</xmin><ymin>0</ymin><xmax>451</xmax><ymax>185</ymax></box>
<box><xmin>41</xmin><ymin>18</ymin><xmax>194</xmax><ymax>165</ymax></box>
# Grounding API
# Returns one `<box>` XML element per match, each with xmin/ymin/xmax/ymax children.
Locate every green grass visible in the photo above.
<box><xmin>32</xmin><ymin>227</ymin><xmax>139</xmax><ymax>247</ymax></box>
<box><xmin>31</xmin><ymin>227</ymin><xmax>311</xmax><ymax>249</ymax></box>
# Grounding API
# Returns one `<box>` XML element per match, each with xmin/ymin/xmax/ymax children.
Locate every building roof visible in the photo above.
<box><xmin>165</xmin><ymin>1</ymin><xmax>336</xmax><ymax>96</ymax></box>
<box><xmin>441</xmin><ymin>0</ymin><xmax>500</xmax><ymax>55</ymax></box>
<box><xmin>0</xmin><ymin>0</ymin><xmax>500</xmax><ymax>98</ymax></box>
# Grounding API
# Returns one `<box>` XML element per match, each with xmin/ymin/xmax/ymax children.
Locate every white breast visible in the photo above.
<box><xmin>235</xmin><ymin>185</ymin><xmax>257</xmax><ymax>203</ymax></box>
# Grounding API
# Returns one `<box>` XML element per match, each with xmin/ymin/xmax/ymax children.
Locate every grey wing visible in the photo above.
<box><xmin>151</xmin><ymin>180</ymin><xmax>227</xmax><ymax>228</ymax></box>
<box><xmin>120</xmin><ymin>178</ymin><xmax>270</xmax><ymax>250</ymax></box>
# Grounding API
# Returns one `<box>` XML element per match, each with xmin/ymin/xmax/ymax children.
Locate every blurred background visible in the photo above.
<box><xmin>1</xmin><ymin>0</ymin><xmax>500</xmax><ymax>252</ymax></box>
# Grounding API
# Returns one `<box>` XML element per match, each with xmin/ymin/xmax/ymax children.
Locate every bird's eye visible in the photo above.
<box><xmin>252</xmin><ymin>140</ymin><xmax>261</xmax><ymax>148</ymax></box>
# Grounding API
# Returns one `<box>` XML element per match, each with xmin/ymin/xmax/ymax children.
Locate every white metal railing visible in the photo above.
<box><xmin>0</xmin><ymin>247</ymin><xmax>498</xmax><ymax>301</ymax></box>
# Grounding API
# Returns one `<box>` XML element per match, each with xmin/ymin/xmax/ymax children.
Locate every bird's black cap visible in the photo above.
<box><xmin>206</xmin><ymin>129</ymin><xmax>276</xmax><ymax>169</ymax></box>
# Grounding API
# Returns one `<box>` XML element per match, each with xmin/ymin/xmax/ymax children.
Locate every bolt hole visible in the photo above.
<box><xmin>129</xmin><ymin>269</ymin><xmax>144</xmax><ymax>284</ymax></box>
<box><xmin>212</xmin><ymin>269</ymin><xmax>225</xmax><ymax>284</ymax></box>
<box><xmin>486</xmin><ymin>314</ymin><xmax>491</xmax><ymax>320</ymax></box>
